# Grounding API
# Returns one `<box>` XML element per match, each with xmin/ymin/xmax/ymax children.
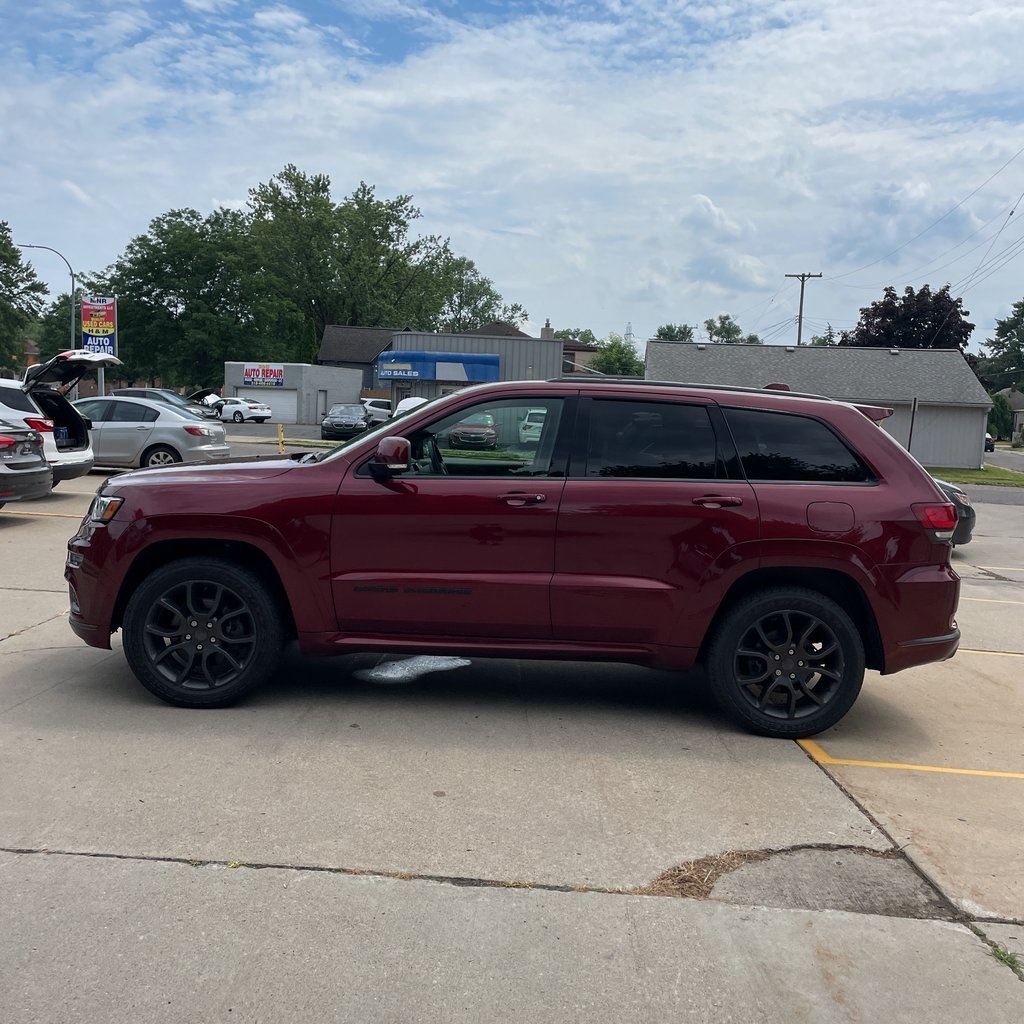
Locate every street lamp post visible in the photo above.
<box><xmin>17</xmin><ymin>243</ymin><xmax>76</xmax><ymax>351</ymax></box>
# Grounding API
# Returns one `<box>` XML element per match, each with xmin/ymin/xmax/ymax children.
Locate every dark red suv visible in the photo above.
<box><xmin>65</xmin><ymin>379</ymin><xmax>961</xmax><ymax>738</ymax></box>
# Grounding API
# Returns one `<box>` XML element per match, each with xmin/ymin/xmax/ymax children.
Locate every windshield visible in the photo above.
<box><xmin>158</xmin><ymin>391</ymin><xmax>194</xmax><ymax>408</ymax></box>
<box><xmin>313</xmin><ymin>393</ymin><xmax>451</xmax><ymax>464</ymax></box>
<box><xmin>327</xmin><ymin>405</ymin><xmax>365</xmax><ymax>416</ymax></box>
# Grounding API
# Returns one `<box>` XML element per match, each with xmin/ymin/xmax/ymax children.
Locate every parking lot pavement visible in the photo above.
<box><xmin>800</xmin><ymin>502</ymin><xmax>1024</xmax><ymax>921</ymax></box>
<box><xmin>2</xmin><ymin>483</ymin><xmax>1023</xmax><ymax>1020</ymax></box>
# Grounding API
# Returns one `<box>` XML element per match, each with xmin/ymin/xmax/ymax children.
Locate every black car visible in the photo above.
<box><xmin>933</xmin><ymin>477</ymin><xmax>975</xmax><ymax>546</ymax></box>
<box><xmin>321</xmin><ymin>403</ymin><xmax>369</xmax><ymax>441</ymax></box>
<box><xmin>985</xmin><ymin>433</ymin><xmax>995</xmax><ymax>452</ymax></box>
<box><xmin>0</xmin><ymin>417</ymin><xmax>52</xmax><ymax>510</ymax></box>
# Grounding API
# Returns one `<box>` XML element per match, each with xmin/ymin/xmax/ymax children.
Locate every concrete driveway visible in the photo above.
<box><xmin>1</xmin><ymin>468</ymin><xmax>1021</xmax><ymax>1022</ymax></box>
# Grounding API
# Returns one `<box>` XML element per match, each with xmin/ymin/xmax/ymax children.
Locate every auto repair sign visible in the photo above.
<box><xmin>81</xmin><ymin>296</ymin><xmax>117</xmax><ymax>355</ymax></box>
<box><xmin>242</xmin><ymin>363</ymin><xmax>285</xmax><ymax>387</ymax></box>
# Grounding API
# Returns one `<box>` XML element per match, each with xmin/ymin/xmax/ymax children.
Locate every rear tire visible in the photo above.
<box><xmin>706</xmin><ymin>587</ymin><xmax>865</xmax><ymax>738</ymax></box>
<box><xmin>141</xmin><ymin>445</ymin><xmax>181</xmax><ymax>468</ymax></box>
<box><xmin>232</xmin><ymin>411</ymin><xmax>244</xmax><ymax>423</ymax></box>
<box><xmin>122</xmin><ymin>557</ymin><xmax>284</xmax><ymax>707</ymax></box>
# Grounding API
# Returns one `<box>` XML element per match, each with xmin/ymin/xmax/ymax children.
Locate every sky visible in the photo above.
<box><xmin>4</xmin><ymin>0</ymin><xmax>1024</xmax><ymax>354</ymax></box>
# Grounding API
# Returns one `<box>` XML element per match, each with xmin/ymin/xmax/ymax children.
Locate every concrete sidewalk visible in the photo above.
<box><xmin>3</xmin><ymin>852</ymin><xmax>1021</xmax><ymax>1024</ymax></box>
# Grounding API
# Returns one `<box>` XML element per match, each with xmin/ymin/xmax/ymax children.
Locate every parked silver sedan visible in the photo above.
<box><xmin>73</xmin><ymin>396</ymin><xmax>231</xmax><ymax>469</ymax></box>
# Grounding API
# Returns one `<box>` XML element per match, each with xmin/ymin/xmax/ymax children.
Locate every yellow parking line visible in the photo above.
<box><xmin>798</xmin><ymin>739</ymin><xmax>1024</xmax><ymax>779</ymax></box>
<box><xmin>1</xmin><ymin>509</ymin><xmax>82</xmax><ymax>520</ymax></box>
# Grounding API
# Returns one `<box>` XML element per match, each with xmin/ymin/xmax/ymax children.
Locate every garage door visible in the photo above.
<box><xmin>237</xmin><ymin>389</ymin><xmax>298</xmax><ymax>424</ymax></box>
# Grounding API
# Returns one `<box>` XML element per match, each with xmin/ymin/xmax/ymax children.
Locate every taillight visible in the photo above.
<box><xmin>0</xmin><ymin>435</ymin><xmax>16</xmax><ymax>448</ymax></box>
<box><xmin>912</xmin><ymin>502</ymin><xmax>957</xmax><ymax>542</ymax></box>
<box><xmin>25</xmin><ymin>417</ymin><xmax>54</xmax><ymax>432</ymax></box>
<box><xmin>183</xmin><ymin>425</ymin><xmax>213</xmax><ymax>437</ymax></box>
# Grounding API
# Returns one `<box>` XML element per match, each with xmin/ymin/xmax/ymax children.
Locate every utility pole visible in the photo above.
<box><xmin>785</xmin><ymin>272</ymin><xmax>822</xmax><ymax>346</ymax></box>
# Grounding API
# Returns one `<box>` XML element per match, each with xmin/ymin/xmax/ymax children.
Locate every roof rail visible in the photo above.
<box><xmin>546</xmin><ymin>376</ymin><xmax>834</xmax><ymax>402</ymax></box>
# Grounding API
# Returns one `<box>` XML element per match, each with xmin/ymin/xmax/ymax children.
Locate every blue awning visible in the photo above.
<box><xmin>377</xmin><ymin>350</ymin><xmax>500</xmax><ymax>383</ymax></box>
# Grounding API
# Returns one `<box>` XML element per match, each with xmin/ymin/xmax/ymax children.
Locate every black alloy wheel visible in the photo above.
<box><xmin>706</xmin><ymin>587</ymin><xmax>865</xmax><ymax>738</ymax></box>
<box><xmin>122</xmin><ymin>558</ymin><xmax>284</xmax><ymax>707</ymax></box>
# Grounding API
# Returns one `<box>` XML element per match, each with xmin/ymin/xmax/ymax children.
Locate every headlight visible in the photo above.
<box><xmin>89</xmin><ymin>494</ymin><xmax>124</xmax><ymax>523</ymax></box>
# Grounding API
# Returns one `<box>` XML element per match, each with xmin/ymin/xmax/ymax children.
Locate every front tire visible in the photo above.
<box><xmin>706</xmin><ymin>587</ymin><xmax>865</xmax><ymax>738</ymax></box>
<box><xmin>122</xmin><ymin>558</ymin><xmax>284</xmax><ymax>707</ymax></box>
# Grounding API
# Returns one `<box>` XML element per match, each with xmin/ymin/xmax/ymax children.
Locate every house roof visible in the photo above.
<box><xmin>995</xmin><ymin>386</ymin><xmax>1024</xmax><ymax>411</ymax></box>
<box><xmin>318</xmin><ymin>326</ymin><xmax>399</xmax><ymax>364</ymax></box>
<box><xmin>458</xmin><ymin>320</ymin><xmax>532</xmax><ymax>338</ymax></box>
<box><xmin>644</xmin><ymin>343</ymin><xmax>992</xmax><ymax>407</ymax></box>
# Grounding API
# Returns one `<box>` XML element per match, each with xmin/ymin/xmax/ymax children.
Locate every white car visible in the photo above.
<box><xmin>0</xmin><ymin>349</ymin><xmax>122</xmax><ymax>485</ymax></box>
<box><xmin>360</xmin><ymin>397</ymin><xmax>392</xmax><ymax>424</ymax></box>
<box><xmin>217</xmin><ymin>397</ymin><xmax>272</xmax><ymax>423</ymax></box>
<box><xmin>518</xmin><ymin>408</ymin><xmax>547</xmax><ymax>445</ymax></box>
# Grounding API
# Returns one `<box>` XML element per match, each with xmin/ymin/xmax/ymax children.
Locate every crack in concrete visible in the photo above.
<box><xmin>0</xmin><ymin>840</ymin><xmax>980</xmax><ymax>925</ymax></box>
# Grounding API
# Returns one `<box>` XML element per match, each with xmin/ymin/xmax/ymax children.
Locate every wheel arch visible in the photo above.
<box><xmin>139</xmin><ymin>443</ymin><xmax>181</xmax><ymax>467</ymax></box>
<box><xmin>110</xmin><ymin>539</ymin><xmax>298</xmax><ymax>642</ymax></box>
<box><xmin>698</xmin><ymin>567</ymin><xmax>884</xmax><ymax>671</ymax></box>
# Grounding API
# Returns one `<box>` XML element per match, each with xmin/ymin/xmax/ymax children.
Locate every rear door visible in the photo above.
<box><xmin>552</xmin><ymin>395</ymin><xmax>760</xmax><ymax>650</ymax></box>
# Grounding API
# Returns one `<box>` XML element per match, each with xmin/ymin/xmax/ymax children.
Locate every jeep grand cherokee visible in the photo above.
<box><xmin>65</xmin><ymin>378</ymin><xmax>960</xmax><ymax>738</ymax></box>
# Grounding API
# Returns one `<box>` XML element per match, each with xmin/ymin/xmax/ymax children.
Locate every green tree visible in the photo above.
<box><xmin>988</xmin><ymin>392</ymin><xmax>1014</xmax><ymax>440</ymax></box>
<box><xmin>838</xmin><ymin>284</ymin><xmax>973</xmax><ymax>350</ymax></box>
<box><xmin>703</xmin><ymin>314</ymin><xmax>762</xmax><ymax>345</ymax></box>
<box><xmin>590</xmin><ymin>332</ymin><xmax>644</xmax><ymax>375</ymax></box>
<box><xmin>554</xmin><ymin>327</ymin><xmax>600</xmax><ymax>346</ymax></box>
<box><xmin>654</xmin><ymin>323</ymin><xmax>694</xmax><ymax>343</ymax></box>
<box><xmin>0</xmin><ymin>222</ymin><xmax>49</xmax><ymax>370</ymax></box>
<box><xmin>809</xmin><ymin>323</ymin><xmax>838</xmax><ymax>346</ymax></box>
<box><xmin>978</xmin><ymin>300</ymin><xmax>1024</xmax><ymax>387</ymax></box>
<box><xmin>435</xmin><ymin>257</ymin><xmax>527</xmax><ymax>333</ymax></box>
<box><xmin>100</xmin><ymin>207</ymin><xmax>305</xmax><ymax>387</ymax></box>
<box><xmin>248</xmin><ymin>167</ymin><xmax>457</xmax><ymax>340</ymax></box>
<box><xmin>36</xmin><ymin>293</ymin><xmax>82</xmax><ymax>364</ymax></box>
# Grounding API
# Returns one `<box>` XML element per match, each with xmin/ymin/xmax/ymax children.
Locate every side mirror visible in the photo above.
<box><xmin>369</xmin><ymin>436</ymin><xmax>412</xmax><ymax>478</ymax></box>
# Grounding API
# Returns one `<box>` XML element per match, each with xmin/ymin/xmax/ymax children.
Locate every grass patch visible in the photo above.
<box><xmin>987</xmin><ymin>946</ymin><xmax>1022</xmax><ymax>970</ymax></box>
<box><xmin>926</xmin><ymin>465</ymin><xmax>1024</xmax><ymax>487</ymax></box>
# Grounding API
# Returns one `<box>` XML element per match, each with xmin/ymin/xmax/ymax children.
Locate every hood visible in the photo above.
<box><xmin>108</xmin><ymin>453</ymin><xmax>311</xmax><ymax>488</ymax></box>
<box><xmin>23</xmin><ymin>349</ymin><xmax>122</xmax><ymax>391</ymax></box>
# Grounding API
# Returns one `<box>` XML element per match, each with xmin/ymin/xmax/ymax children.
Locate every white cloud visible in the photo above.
<box><xmin>6</xmin><ymin>0</ymin><xmax>1024</xmax><ymax>347</ymax></box>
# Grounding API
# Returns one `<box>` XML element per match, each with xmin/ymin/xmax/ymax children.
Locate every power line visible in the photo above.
<box><xmin>828</xmin><ymin>142</ymin><xmax>1024</xmax><ymax>281</ymax></box>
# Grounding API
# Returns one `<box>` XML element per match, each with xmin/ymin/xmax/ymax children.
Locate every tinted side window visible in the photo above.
<box><xmin>108</xmin><ymin>401</ymin><xmax>159</xmax><ymax>423</ymax></box>
<box><xmin>725</xmin><ymin>408</ymin><xmax>874</xmax><ymax>483</ymax></box>
<box><xmin>585</xmin><ymin>400</ymin><xmax>719</xmax><ymax>479</ymax></box>
<box><xmin>0</xmin><ymin>387</ymin><xmax>37</xmax><ymax>414</ymax></box>
<box><xmin>74</xmin><ymin>400</ymin><xmax>108</xmax><ymax>421</ymax></box>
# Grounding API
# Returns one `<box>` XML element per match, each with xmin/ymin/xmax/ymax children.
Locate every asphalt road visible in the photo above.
<box><xmin>1</xmin><ymin>463</ymin><xmax>1022</xmax><ymax>1022</ymax></box>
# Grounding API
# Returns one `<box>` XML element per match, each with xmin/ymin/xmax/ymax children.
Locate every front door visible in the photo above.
<box><xmin>330</xmin><ymin>396</ymin><xmax>571</xmax><ymax>639</ymax></box>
